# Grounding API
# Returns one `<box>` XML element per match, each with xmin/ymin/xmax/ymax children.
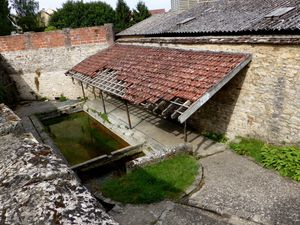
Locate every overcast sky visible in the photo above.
<box><xmin>37</xmin><ymin>0</ymin><xmax>171</xmax><ymax>11</ymax></box>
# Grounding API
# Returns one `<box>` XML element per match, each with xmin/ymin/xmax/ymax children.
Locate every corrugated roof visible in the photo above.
<box><xmin>67</xmin><ymin>44</ymin><xmax>251</xmax><ymax>122</ymax></box>
<box><xmin>117</xmin><ymin>0</ymin><xmax>300</xmax><ymax>36</ymax></box>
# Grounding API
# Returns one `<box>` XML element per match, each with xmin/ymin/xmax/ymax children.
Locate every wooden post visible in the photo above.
<box><xmin>100</xmin><ymin>91</ymin><xmax>107</xmax><ymax>114</ymax></box>
<box><xmin>184</xmin><ymin>121</ymin><xmax>188</xmax><ymax>142</ymax></box>
<box><xmin>125</xmin><ymin>101</ymin><xmax>132</xmax><ymax>129</ymax></box>
<box><xmin>81</xmin><ymin>82</ymin><xmax>86</xmax><ymax>102</ymax></box>
<box><xmin>92</xmin><ymin>87</ymin><xmax>97</xmax><ymax>99</ymax></box>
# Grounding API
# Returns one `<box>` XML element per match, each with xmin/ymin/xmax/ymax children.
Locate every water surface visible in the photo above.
<box><xmin>42</xmin><ymin>112</ymin><xmax>128</xmax><ymax>165</ymax></box>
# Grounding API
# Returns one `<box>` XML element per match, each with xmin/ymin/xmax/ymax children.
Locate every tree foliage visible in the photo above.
<box><xmin>115</xmin><ymin>0</ymin><xmax>131</xmax><ymax>31</ymax></box>
<box><xmin>0</xmin><ymin>0</ymin><xmax>12</xmax><ymax>35</ymax></box>
<box><xmin>10</xmin><ymin>0</ymin><xmax>40</xmax><ymax>32</ymax></box>
<box><xmin>49</xmin><ymin>1</ymin><xmax>115</xmax><ymax>29</ymax></box>
<box><xmin>132</xmin><ymin>1</ymin><xmax>150</xmax><ymax>24</ymax></box>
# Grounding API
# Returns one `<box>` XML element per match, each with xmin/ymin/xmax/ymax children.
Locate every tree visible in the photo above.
<box><xmin>0</xmin><ymin>0</ymin><xmax>12</xmax><ymax>35</ymax></box>
<box><xmin>49</xmin><ymin>1</ymin><xmax>115</xmax><ymax>29</ymax></box>
<box><xmin>10</xmin><ymin>0</ymin><xmax>40</xmax><ymax>32</ymax></box>
<box><xmin>132</xmin><ymin>1</ymin><xmax>151</xmax><ymax>24</ymax></box>
<box><xmin>115</xmin><ymin>0</ymin><xmax>131</xmax><ymax>31</ymax></box>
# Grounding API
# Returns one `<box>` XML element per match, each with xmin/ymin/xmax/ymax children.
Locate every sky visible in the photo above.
<box><xmin>37</xmin><ymin>0</ymin><xmax>171</xmax><ymax>11</ymax></box>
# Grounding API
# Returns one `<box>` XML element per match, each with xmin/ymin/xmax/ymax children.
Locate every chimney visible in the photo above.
<box><xmin>171</xmin><ymin>0</ymin><xmax>201</xmax><ymax>11</ymax></box>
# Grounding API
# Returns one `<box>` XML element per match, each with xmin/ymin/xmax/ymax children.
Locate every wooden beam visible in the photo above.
<box><xmin>80</xmin><ymin>82</ymin><xmax>86</xmax><ymax>101</ymax></box>
<box><xmin>70</xmin><ymin>143</ymin><xmax>144</xmax><ymax>171</ymax></box>
<box><xmin>100</xmin><ymin>91</ymin><xmax>107</xmax><ymax>114</ymax></box>
<box><xmin>184</xmin><ymin>121</ymin><xmax>187</xmax><ymax>142</ymax></box>
<box><xmin>125</xmin><ymin>101</ymin><xmax>132</xmax><ymax>129</ymax></box>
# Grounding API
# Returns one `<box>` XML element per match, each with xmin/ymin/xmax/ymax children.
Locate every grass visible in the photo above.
<box><xmin>101</xmin><ymin>154</ymin><xmax>199</xmax><ymax>204</ymax></box>
<box><xmin>230</xmin><ymin>137</ymin><xmax>300</xmax><ymax>181</ymax></box>
<box><xmin>230</xmin><ymin>138</ymin><xmax>265</xmax><ymax>162</ymax></box>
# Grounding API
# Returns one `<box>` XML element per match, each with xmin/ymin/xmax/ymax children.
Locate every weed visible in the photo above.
<box><xmin>202</xmin><ymin>131</ymin><xmax>228</xmax><ymax>143</ymax></box>
<box><xmin>98</xmin><ymin>112</ymin><xmax>110</xmax><ymax>124</ymax></box>
<box><xmin>77</xmin><ymin>96</ymin><xmax>88</xmax><ymax>101</ymax></box>
<box><xmin>90</xmin><ymin>108</ymin><xmax>110</xmax><ymax>124</ymax></box>
<box><xmin>59</xmin><ymin>94</ymin><xmax>68</xmax><ymax>102</ymax></box>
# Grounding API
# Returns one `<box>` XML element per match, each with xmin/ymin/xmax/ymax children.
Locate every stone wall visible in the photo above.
<box><xmin>0</xmin><ymin>104</ymin><xmax>118</xmax><ymax>224</ymax></box>
<box><xmin>0</xmin><ymin>54</ymin><xmax>19</xmax><ymax>106</ymax></box>
<box><xmin>117</xmin><ymin>40</ymin><xmax>300</xmax><ymax>144</ymax></box>
<box><xmin>0</xmin><ymin>25</ymin><xmax>114</xmax><ymax>100</ymax></box>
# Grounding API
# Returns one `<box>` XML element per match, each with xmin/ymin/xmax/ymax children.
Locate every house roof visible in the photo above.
<box><xmin>117</xmin><ymin>0</ymin><xmax>300</xmax><ymax>36</ymax></box>
<box><xmin>149</xmin><ymin>9</ymin><xmax>166</xmax><ymax>15</ymax></box>
<box><xmin>67</xmin><ymin>44</ymin><xmax>251</xmax><ymax>122</ymax></box>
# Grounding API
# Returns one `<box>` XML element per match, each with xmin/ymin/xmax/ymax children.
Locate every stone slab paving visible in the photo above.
<box><xmin>14</xmin><ymin>100</ymin><xmax>300</xmax><ymax>225</ymax></box>
<box><xmin>188</xmin><ymin>150</ymin><xmax>300</xmax><ymax>225</ymax></box>
<box><xmin>109</xmin><ymin>201</ymin><xmax>241</xmax><ymax>225</ymax></box>
<box><xmin>86</xmin><ymin>98</ymin><xmax>226</xmax><ymax>157</ymax></box>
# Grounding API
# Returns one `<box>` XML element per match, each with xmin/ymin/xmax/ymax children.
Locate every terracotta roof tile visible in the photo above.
<box><xmin>68</xmin><ymin>44</ymin><xmax>250</xmax><ymax>104</ymax></box>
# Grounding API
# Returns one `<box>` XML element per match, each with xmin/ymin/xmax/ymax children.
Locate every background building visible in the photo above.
<box><xmin>39</xmin><ymin>8</ymin><xmax>55</xmax><ymax>27</ymax></box>
<box><xmin>171</xmin><ymin>0</ymin><xmax>200</xmax><ymax>11</ymax></box>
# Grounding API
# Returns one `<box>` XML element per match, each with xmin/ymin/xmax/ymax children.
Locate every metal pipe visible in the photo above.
<box><xmin>100</xmin><ymin>91</ymin><xmax>107</xmax><ymax>114</ymax></box>
<box><xmin>125</xmin><ymin>101</ymin><xmax>132</xmax><ymax>129</ymax></box>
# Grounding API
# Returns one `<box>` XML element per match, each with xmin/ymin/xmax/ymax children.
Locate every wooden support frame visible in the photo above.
<box><xmin>67</xmin><ymin>54</ymin><xmax>252</xmax><ymax>130</ymax></box>
<box><xmin>184</xmin><ymin>121</ymin><xmax>187</xmax><ymax>142</ymax></box>
<box><xmin>80</xmin><ymin>82</ymin><xmax>86</xmax><ymax>101</ymax></box>
<box><xmin>100</xmin><ymin>91</ymin><xmax>107</xmax><ymax>114</ymax></box>
<box><xmin>124</xmin><ymin>101</ymin><xmax>132</xmax><ymax>129</ymax></box>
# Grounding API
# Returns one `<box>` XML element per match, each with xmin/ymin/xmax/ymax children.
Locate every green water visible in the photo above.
<box><xmin>42</xmin><ymin>112</ymin><xmax>129</xmax><ymax>166</ymax></box>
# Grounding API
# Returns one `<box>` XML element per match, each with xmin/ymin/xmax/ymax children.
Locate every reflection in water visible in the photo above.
<box><xmin>42</xmin><ymin>112</ymin><xmax>128</xmax><ymax>165</ymax></box>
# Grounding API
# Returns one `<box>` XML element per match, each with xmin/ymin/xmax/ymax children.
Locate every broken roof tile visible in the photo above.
<box><xmin>67</xmin><ymin>44</ymin><xmax>250</xmax><ymax>108</ymax></box>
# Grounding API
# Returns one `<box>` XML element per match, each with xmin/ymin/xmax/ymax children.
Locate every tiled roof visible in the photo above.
<box><xmin>118</xmin><ymin>0</ymin><xmax>300</xmax><ymax>36</ymax></box>
<box><xmin>67</xmin><ymin>44</ymin><xmax>251</xmax><ymax>122</ymax></box>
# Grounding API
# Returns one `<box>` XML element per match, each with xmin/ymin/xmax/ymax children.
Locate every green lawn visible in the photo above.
<box><xmin>230</xmin><ymin>138</ymin><xmax>300</xmax><ymax>181</ymax></box>
<box><xmin>101</xmin><ymin>154</ymin><xmax>199</xmax><ymax>204</ymax></box>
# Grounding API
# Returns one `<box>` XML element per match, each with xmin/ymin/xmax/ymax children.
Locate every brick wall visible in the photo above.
<box><xmin>0</xmin><ymin>24</ymin><xmax>114</xmax><ymax>100</ymax></box>
<box><xmin>0</xmin><ymin>25</ymin><xmax>113</xmax><ymax>52</ymax></box>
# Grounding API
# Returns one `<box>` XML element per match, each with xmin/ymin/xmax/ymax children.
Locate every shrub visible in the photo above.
<box><xmin>261</xmin><ymin>146</ymin><xmax>300</xmax><ymax>181</ymax></box>
<box><xmin>44</xmin><ymin>26</ymin><xmax>57</xmax><ymax>31</ymax></box>
<box><xmin>230</xmin><ymin>137</ymin><xmax>300</xmax><ymax>181</ymax></box>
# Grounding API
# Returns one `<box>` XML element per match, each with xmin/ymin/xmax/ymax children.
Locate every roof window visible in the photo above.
<box><xmin>177</xmin><ymin>17</ymin><xmax>196</xmax><ymax>25</ymax></box>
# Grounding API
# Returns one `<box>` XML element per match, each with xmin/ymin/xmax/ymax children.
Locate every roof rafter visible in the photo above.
<box><xmin>66</xmin><ymin>44</ymin><xmax>252</xmax><ymax>123</ymax></box>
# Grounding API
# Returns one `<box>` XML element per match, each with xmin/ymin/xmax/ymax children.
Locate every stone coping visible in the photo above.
<box><xmin>0</xmin><ymin>104</ymin><xmax>118</xmax><ymax>225</ymax></box>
